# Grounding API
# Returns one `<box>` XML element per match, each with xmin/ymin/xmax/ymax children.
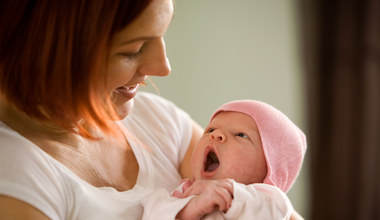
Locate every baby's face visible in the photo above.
<box><xmin>191</xmin><ymin>111</ymin><xmax>267</xmax><ymax>184</ymax></box>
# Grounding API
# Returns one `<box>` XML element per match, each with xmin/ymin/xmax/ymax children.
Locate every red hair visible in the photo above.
<box><xmin>0</xmin><ymin>0</ymin><xmax>152</xmax><ymax>138</ymax></box>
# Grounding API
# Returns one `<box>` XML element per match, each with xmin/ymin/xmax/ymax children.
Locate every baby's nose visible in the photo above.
<box><xmin>210</xmin><ymin>130</ymin><xmax>226</xmax><ymax>143</ymax></box>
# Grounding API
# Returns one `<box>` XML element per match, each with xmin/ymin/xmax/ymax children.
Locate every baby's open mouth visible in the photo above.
<box><xmin>204</xmin><ymin>150</ymin><xmax>220</xmax><ymax>172</ymax></box>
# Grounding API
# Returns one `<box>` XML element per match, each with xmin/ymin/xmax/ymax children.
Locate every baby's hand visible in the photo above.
<box><xmin>174</xmin><ymin>179</ymin><xmax>234</xmax><ymax>220</ymax></box>
<box><xmin>172</xmin><ymin>179</ymin><xmax>194</xmax><ymax>198</ymax></box>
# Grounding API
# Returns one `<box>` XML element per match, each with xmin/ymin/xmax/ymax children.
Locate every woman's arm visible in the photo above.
<box><xmin>0</xmin><ymin>195</ymin><xmax>50</xmax><ymax>220</ymax></box>
<box><xmin>179</xmin><ymin>120</ymin><xmax>203</xmax><ymax>179</ymax></box>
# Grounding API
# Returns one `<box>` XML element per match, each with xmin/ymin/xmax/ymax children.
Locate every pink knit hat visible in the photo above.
<box><xmin>211</xmin><ymin>100</ymin><xmax>306</xmax><ymax>193</ymax></box>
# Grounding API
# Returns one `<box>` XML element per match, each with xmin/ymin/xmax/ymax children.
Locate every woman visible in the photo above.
<box><xmin>0</xmin><ymin>0</ymin><xmax>303</xmax><ymax>219</ymax></box>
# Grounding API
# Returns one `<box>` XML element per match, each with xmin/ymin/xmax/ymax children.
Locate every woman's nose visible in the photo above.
<box><xmin>210</xmin><ymin>130</ymin><xmax>226</xmax><ymax>143</ymax></box>
<box><xmin>138</xmin><ymin>37</ymin><xmax>171</xmax><ymax>77</ymax></box>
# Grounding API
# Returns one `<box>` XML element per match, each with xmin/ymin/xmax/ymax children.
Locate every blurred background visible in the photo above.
<box><xmin>142</xmin><ymin>0</ymin><xmax>380</xmax><ymax>219</ymax></box>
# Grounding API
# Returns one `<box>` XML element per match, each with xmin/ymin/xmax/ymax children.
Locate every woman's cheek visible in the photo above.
<box><xmin>106</xmin><ymin>59</ymin><xmax>137</xmax><ymax>91</ymax></box>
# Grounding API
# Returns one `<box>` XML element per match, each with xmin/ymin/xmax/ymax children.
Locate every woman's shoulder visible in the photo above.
<box><xmin>132</xmin><ymin>92</ymin><xmax>191</xmax><ymax>125</ymax></box>
<box><xmin>0</xmin><ymin>121</ymin><xmax>34</xmax><ymax>156</ymax></box>
<box><xmin>0</xmin><ymin>122</ymin><xmax>69</xmax><ymax>219</ymax></box>
<box><xmin>0</xmin><ymin>121</ymin><xmax>66</xmax><ymax>185</ymax></box>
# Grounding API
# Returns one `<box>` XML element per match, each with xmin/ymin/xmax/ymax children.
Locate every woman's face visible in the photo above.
<box><xmin>191</xmin><ymin>111</ymin><xmax>268</xmax><ymax>185</ymax></box>
<box><xmin>106</xmin><ymin>0</ymin><xmax>173</xmax><ymax>118</ymax></box>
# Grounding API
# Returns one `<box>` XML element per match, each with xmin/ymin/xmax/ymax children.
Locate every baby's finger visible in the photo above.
<box><xmin>181</xmin><ymin>182</ymin><xmax>203</xmax><ymax>197</ymax></box>
<box><xmin>218</xmin><ymin>179</ymin><xmax>234</xmax><ymax>196</ymax></box>
<box><xmin>171</xmin><ymin>190</ymin><xmax>184</xmax><ymax>198</ymax></box>
<box><xmin>213</xmin><ymin>191</ymin><xmax>229</xmax><ymax>212</ymax></box>
<box><xmin>215</xmin><ymin>187</ymin><xmax>233</xmax><ymax>212</ymax></box>
<box><xmin>181</xmin><ymin>179</ymin><xmax>194</xmax><ymax>192</ymax></box>
<box><xmin>180</xmin><ymin>186</ymin><xmax>194</xmax><ymax>198</ymax></box>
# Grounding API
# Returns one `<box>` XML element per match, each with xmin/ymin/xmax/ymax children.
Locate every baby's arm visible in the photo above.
<box><xmin>142</xmin><ymin>179</ymin><xmax>293</xmax><ymax>220</ymax></box>
<box><xmin>174</xmin><ymin>179</ymin><xmax>293</xmax><ymax>220</ymax></box>
<box><xmin>174</xmin><ymin>179</ymin><xmax>234</xmax><ymax>220</ymax></box>
<box><xmin>223</xmin><ymin>180</ymin><xmax>293</xmax><ymax>220</ymax></box>
<box><xmin>141</xmin><ymin>179</ymin><xmax>232</xmax><ymax>220</ymax></box>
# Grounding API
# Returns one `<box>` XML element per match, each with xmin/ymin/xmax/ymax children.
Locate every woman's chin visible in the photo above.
<box><xmin>114</xmin><ymin>99</ymin><xmax>134</xmax><ymax>120</ymax></box>
<box><xmin>110</xmin><ymin>87</ymin><xmax>138</xmax><ymax>120</ymax></box>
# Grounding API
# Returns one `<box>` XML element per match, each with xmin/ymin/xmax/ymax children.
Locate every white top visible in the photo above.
<box><xmin>0</xmin><ymin>92</ymin><xmax>192</xmax><ymax>220</ymax></box>
<box><xmin>141</xmin><ymin>180</ymin><xmax>293</xmax><ymax>220</ymax></box>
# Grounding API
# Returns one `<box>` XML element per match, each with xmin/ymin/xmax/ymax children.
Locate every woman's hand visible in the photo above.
<box><xmin>174</xmin><ymin>179</ymin><xmax>234</xmax><ymax>220</ymax></box>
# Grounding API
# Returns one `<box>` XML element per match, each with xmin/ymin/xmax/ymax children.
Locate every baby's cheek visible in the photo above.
<box><xmin>225</xmin><ymin>160</ymin><xmax>253</xmax><ymax>183</ymax></box>
<box><xmin>190</xmin><ymin>156</ymin><xmax>200</xmax><ymax>178</ymax></box>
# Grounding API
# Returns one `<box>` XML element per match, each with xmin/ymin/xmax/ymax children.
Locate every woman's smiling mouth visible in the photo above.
<box><xmin>115</xmin><ymin>83</ymin><xmax>140</xmax><ymax>99</ymax></box>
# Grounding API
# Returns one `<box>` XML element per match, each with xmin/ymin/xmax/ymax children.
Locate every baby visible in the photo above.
<box><xmin>141</xmin><ymin>100</ymin><xmax>307</xmax><ymax>220</ymax></box>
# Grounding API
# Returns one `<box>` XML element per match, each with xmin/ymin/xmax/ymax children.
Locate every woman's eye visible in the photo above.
<box><xmin>121</xmin><ymin>48</ymin><xmax>143</xmax><ymax>59</ymax></box>
<box><xmin>236</xmin><ymin>132</ymin><xmax>248</xmax><ymax>138</ymax></box>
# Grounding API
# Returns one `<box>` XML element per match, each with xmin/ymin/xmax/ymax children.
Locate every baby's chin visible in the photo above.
<box><xmin>194</xmin><ymin>171</ymin><xmax>222</xmax><ymax>181</ymax></box>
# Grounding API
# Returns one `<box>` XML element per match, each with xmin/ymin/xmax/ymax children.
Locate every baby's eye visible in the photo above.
<box><xmin>236</xmin><ymin>132</ymin><xmax>248</xmax><ymax>139</ymax></box>
<box><xmin>206</xmin><ymin>128</ymin><xmax>215</xmax><ymax>133</ymax></box>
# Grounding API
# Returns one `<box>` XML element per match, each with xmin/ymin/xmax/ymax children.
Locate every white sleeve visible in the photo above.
<box><xmin>0</xmin><ymin>132</ymin><xmax>68</xmax><ymax>220</ymax></box>
<box><xmin>223</xmin><ymin>180</ymin><xmax>293</xmax><ymax>220</ymax></box>
<box><xmin>128</xmin><ymin>92</ymin><xmax>193</xmax><ymax>170</ymax></box>
<box><xmin>140</xmin><ymin>187</ymin><xmax>194</xmax><ymax>220</ymax></box>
